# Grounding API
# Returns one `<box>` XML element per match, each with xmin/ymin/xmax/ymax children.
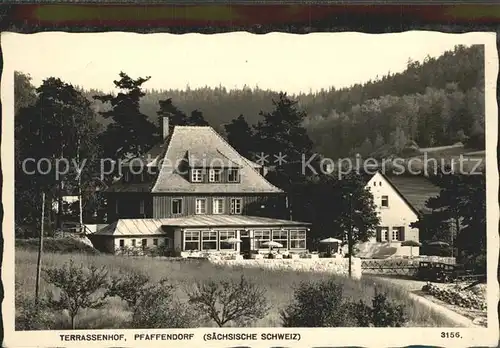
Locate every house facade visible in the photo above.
<box><xmin>91</xmin><ymin>118</ymin><xmax>310</xmax><ymax>256</ymax></box>
<box><xmin>360</xmin><ymin>171</ymin><xmax>440</xmax><ymax>258</ymax></box>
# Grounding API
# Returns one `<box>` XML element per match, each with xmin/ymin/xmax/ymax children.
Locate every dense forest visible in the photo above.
<box><xmin>82</xmin><ymin>44</ymin><xmax>485</xmax><ymax>158</ymax></box>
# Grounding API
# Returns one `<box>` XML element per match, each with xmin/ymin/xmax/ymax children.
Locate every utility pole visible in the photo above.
<box><xmin>286</xmin><ymin>194</ymin><xmax>293</xmax><ymax>221</ymax></box>
<box><xmin>35</xmin><ymin>192</ymin><xmax>45</xmax><ymax>305</ymax></box>
<box><xmin>348</xmin><ymin>193</ymin><xmax>353</xmax><ymax>278</ymax></box>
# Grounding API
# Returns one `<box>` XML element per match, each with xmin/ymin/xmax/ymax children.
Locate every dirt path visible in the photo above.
<box><xmin>372</xmin><ymin>276</ymin><xmax>482</xmax><ymax>328</ymax></box>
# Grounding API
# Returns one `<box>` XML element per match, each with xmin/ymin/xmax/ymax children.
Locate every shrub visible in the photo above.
<box><xmin>349</xmin><ymin>300</ymin><xmax>372</xmax><ymax>327</ymax></box>
<box><xmin>106</xmin><ymin>272</ymin><xmax>151</xmax><ymax>307</ymax></box>
<box><xmin>461</xmin><ymin>251</ymin><xmax>486</xmax><ymax>274</ymax></box>
<box><xmin>43</xmin><ymin>260</ymin><xmax>109</xmax><ymax>329</ymax></box>
<box><xmin>281</xmin><ymin>280</ymin><xmax>408</xmax><ymax>327</ymax></box>
<box><xmin>16</xmin><ymin>237</ymin><xmax>99</xmax><ymax>255</ymax></box>
<box><xmin>280</xmin><ymin>279</ymin><xmax>356</xmax><ymax>327</ymax></box>
<box><xmin>187</xmin><ymin>275</ymin><xmax>270</xmax><ymax>327</ymax></box>
<box><xmin>130</xmin><ymin>278</ymin><xmax>196</xmax><ymax>328</ymax></box>
<box><xmin>15</xmin><ymin>298</ymin><xmax>55</xmax><ymax>330</ymax></box>
<box><xmin>370</xmin><ymin>291</ymin><xmax>407</xmax><ymax>327</ymax></box>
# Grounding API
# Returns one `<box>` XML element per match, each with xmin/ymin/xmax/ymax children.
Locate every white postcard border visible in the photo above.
<box><xmin>1</xmin><ymin>31</ymin><xmax>499</xmax><ymax>348</ymax></box>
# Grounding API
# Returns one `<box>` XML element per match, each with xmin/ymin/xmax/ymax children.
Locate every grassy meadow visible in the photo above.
<box><xmin>15</xmin><ymin>249</ymin><xmax>458</xmax><ymax>329</ymax></box>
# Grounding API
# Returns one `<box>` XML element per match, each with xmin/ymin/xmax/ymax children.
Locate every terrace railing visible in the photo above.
<box><xmin>361</xmin><ymin>259</ymin><xmax>419</xmax><ymax>275</ymax></box>
<box><xmin>361</xmin><ymin>256</ymin><xmax>456</xmax><ymax>276</ymax></box>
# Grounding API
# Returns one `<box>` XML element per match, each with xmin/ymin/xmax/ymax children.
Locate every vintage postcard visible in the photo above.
<box><xmin>1</xmin><ymin>31</ymin><xmax>499</xmax><ymax>347</ymax></box>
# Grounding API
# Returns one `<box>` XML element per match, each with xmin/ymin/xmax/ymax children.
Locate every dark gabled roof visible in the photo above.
<box><xmin>187</xmin><ymin>149</ymin><xmax>242</xmax><ymax>168</ymax></box>
<box><xmin>106</xmin><ymin>125</ymin><xmax>281</xmax><ymax>194</ymax></box>
<box><xmin>152</xmin><ymin>126</ymin><xmax>282</xmax><ymax>194</ymax></box>
<box><xmin>379</xmin><ymin>172</ymin><xmax>441</xmax><ymax>214</ymax></box>
<box><xmin>120</xmin><ymin>142</ymin><xmax>168</xmax><ymax>167</ymax></box>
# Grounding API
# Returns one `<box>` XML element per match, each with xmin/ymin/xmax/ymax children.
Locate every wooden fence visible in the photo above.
<box><xmin>361</xmin><ymin>256</ymin><xmax>456</xmax><ymax>275</ymax></box>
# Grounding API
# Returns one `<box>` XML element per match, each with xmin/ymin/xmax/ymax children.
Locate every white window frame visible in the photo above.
<box><xmin>195</xmin><ymin>198</ymin><xmax>207</xmax><ymax>214</ymax></box>
<box><xmin>381</xmin><ymin>195</ymin><xmax>389</xmax><ymax>207</ymax></box>
<box><xmin>139</xmin><ymin>199</ymin><xmax>145</xmax><ymax>214</ymax></box>
<box><xmin>184</xmin><ymin>231</ymin><xmax>200</xmax><ymax>250</ymax></box>
<box><xmin>153</xmin><ymin>238</ymin><xmax>159</xmax><ymax>246</ymax></box>
<box><xmin>392</xmin><ymin>226</ymin><xmax>404</xmax><ymax>241</ymax></box>
<box><xmin>290</xmin><ymin>230</ymin><xmax>306</xmax><ymax>249</ymax></box>
<box><xmin>141</xmin><ymin>238</ymin><xmax>147</xmax><ymax>248</ymax></box>
<box><xmin>272</xmin><ymin>230</ymin><xmax>288</xmax><ymax>249</ymax></box>
<box><xmin>172</xmin><ymin>198</ymin><xmax>183</xmax><ymax>215</ymax></box>
<box><xmin>230</xmin><ymin>198</ymin><xmax>243</xmax><ymax>214</ymax></box>
<box><xmin>219</xmin><ymin>230</ymin><xmax>237</xmax><ymax>250</ymax></box>
<box><xmin>212</xmin><ymin>198</ymin><xmax>225</xmax><ymax>214</ymax></box>
<box><xmin>209</xmin><ymin>168</ymin><xmax>222</xmax><ymax>183</ymax></box>
<box><xmin>202</xmin><ymin>230</ymin><xmax>218</xmax><ymax>250</ymax></box>
<box><xmin>378</xmin><ymin>227</ymin><xmax>389</xmax><ymax>242</ymax></box>
<box><xmin>131</xmin><ymin>239</ymin><xmax>136</xmax><ymax>247</ymax></box>
<box><xmin>119</xmin><ymin>239</ymin><xmax>125</xmax><ymax>248</ymax></box>
<box><xmin>228</xmin><ymin>168</ymin><xmax>239</xmax><ymax>182</ymax></box>
<box><xmin>191</xmin><ymin>168</ymin><xmax>203</xmax><ymax>182</ymax></box>
<box><xmin>254</xmin><ymin>230</ymin><xmax>271</xmax><ymax>249</ymax></box>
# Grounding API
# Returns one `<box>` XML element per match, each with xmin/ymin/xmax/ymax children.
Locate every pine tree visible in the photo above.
<box><xmin>16</xmin><ymin>77</ymin><xmax>100</xmax><ymax>229</ymax></box>
<box><xmin>254</xmin><ymin>93</ymin><xmax>313</xmax><ymax>164</ymax></box>
<box><xmin>94</xmin><ymin>72</ymin><xmax>158</xmax><ymax>159</ymax></box>
<box><xmin>357</xmin><ymin>138</ymin><xmax>374</xmax><ymax>157</ymax></box>
<box><xmin>187</xmin><ymin>109</ymin><xmax>209</xmax><ymax>126</ymax></box>
<box><xmin>224</xmin><ymin>114</ymin><xmax>256</xmax><ymax>159</ymax></box>
<box><xmin>157</xmin><ymin>97</ymin><xmax>189</xmax><ymax>132</ymax></box>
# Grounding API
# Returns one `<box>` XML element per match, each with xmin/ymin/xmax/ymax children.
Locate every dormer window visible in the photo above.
<box><xmin>228</xmin><ymin>168</ymin><xmax>239</xmax><ymax>183</ymax></box>
<box><xmin>209</xmin><ymin>169</ymin><xmax>222</xmax><ymax>183</ymax></box>
<box><xmin>191</xmin><ymin>169</ymin><xmax>203</xmax><ymax>182</ymax></box>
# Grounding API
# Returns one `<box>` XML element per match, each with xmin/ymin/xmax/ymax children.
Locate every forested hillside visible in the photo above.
<box><xmin>80</xmin><ymin>44</ymin><xmax>484</xmax><ymax>158</ymax></box>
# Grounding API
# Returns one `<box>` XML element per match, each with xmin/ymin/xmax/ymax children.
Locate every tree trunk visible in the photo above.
<box><xmin>71</xmin><ymin>313</ymin><xmax>76</xmax><ymax>329</ymax></box>
<box><xmin>57</xmin><ymin>142</ymin><xmax>64</xmax><ymax>229</ymax></box>
<box><xmin>35</xmin><ymin>192</ymin><xmax>45</xmax><ymax>306</ymax></box>
<box><xmin>77</xmin><ymin>138</ymin><xmax>83</xmax><ymax>229</ymax></box>
<box><xmin>286</xmin><ymin>195</ymin><xmax>293</xmax><ymax>220</ymax></box>
<box><xmin>453</xmin><ymin>216</ymin><xmax>460</xmax><ymax>259</ymax></box>
<box><xmin>57</xmin><ymin>183</ymin><xmax>63</xmax><ymax>229</ymax></box>
<box><xmin>47</xmin><ymin>197</ymin><xmax>52</xmax><ymax>231</ymax></box>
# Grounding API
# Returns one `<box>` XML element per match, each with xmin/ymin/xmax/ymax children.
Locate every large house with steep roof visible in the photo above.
<box><xmin>91</xmin><ymin>117</ymin><xmax>310</xmax><ymax>256</ymax></box>
<box><xmin>358</xmin><ymin>171</ymin><xmax>441</xmax><ymax>258</ymax></box>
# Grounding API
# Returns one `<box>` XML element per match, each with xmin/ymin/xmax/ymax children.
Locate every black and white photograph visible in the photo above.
<box><xmin>2</xmin><ymin>31</ymin><xmax>498</xmax><ymax>347</ymax></box>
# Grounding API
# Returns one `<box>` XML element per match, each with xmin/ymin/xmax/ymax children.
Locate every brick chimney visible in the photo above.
<box><xmin>162</xmin><ymin>116</ymin><xmax>169</xmax><ymax>140</ymax></box>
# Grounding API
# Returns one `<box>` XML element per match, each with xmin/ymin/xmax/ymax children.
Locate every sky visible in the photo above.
<box><xmin>3</xmin><ymin>31</ymin><xmax>486</xmax><ymax>94</ymax></box>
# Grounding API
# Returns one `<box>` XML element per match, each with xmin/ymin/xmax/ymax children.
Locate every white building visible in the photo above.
<box><xmin>359</xmin><ymin>171</ymin><xmax>441</xmax><ymax>258</ymax></box>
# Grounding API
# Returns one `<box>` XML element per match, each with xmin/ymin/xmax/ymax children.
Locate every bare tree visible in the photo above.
<box><xmin>35</xmin><ymin>192</ymin><xmax>45</xmax><ymax>305</ymax></box>
<box><xmin>43</xmin><ymin>260</ymin><xmax>109</xmax><ymax>329</ymax></box>
<box><xmin>187</xmin><ymin>275</ymin><xmax>270</xmax><ymax>327</ymax></box>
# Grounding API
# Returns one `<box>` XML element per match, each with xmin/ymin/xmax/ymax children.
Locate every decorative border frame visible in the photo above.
<box><xmin>1</xmin><ymin>3</ymin><xmax>499</xmax><ymax>348</ymax></box>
